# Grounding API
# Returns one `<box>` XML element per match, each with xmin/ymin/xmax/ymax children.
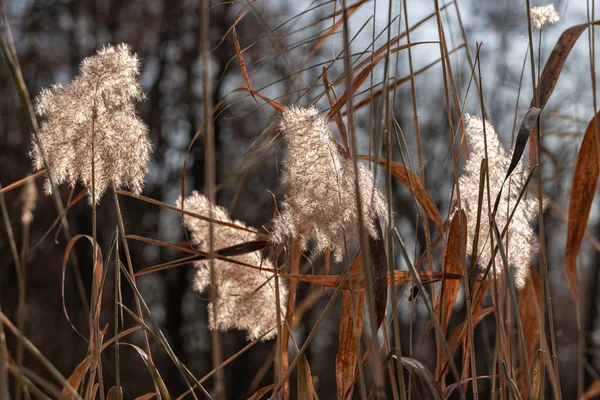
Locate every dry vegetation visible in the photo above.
<box><xmin>0</xmin><ymin>0</ymin><xmax>599</xmax><ymax>399</ymax></box>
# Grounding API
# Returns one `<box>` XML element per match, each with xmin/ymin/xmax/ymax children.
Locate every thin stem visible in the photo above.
<box><xmin>112</xmin><ymin>186</ymin><xmax>157</xmax><ymax>396</ymax></box>
<box><xmin>341</xmin><ymin>0</ymin><xmax>385</xmax><ymax>397</ymax></box>
<box><xmin>201</xmin><ymin>1</ymin><xmax>225</xmax><ymax>398</ymax></box>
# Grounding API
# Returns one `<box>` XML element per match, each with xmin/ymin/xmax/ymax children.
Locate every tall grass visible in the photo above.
<box><xmin>0</xmin><ymin>0</ymin><xmax>599</xmax><ymax>399</ymax></box>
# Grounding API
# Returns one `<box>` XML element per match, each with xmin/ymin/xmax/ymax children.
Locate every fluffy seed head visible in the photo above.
<box><xmin>178</xmin><ymin>191</ymin><xmax>287</xmax><ymax>341</ymax></box>
<box><xmin>271</xmin><ymin>106</ymin><xmax>388</xmax><ymax>261</ymax></box>
<box><xmin>30</xmin><ymin>44</ymin><xmax>151</xmax><ymax>204</ymax></box>
<box><xmin>457</xmin><ymin>114</ymin><xmax>542</xmax><ymax>288</ymax></box>
<box><xmin>530</xmin><ymin>4</ymin><xmax>560</xmax><ymax>28</ymax></box>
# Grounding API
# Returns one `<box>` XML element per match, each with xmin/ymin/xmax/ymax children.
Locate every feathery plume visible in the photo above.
<box><xmin>530</xmin><ymin>4</ymin><xmax>559</xmax><ymax>28</ymax></box>
<box><xmin>271</xmin><ymin>106</ymin><xmax>388</xmax><ymax>261</ymax></box>
<box><xmin>179</xmin><ymin>191</ymin><xmax>287</xmax><ymax>341</ymax></box>
<box><xmin>458</xmin><ymin>115</ymin><xmax>542</xmax><ymax>288</ymax></box>
<box><xmin>30</xmin><ymin>44</ymin><xmax>151</xmax><ymax>204</ymax></box>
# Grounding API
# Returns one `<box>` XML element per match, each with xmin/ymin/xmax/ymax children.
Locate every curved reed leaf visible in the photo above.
<box><xmin>565</xmin><ymin>112</ymin><xmax>600</xmax><ymax>325</ymax></box>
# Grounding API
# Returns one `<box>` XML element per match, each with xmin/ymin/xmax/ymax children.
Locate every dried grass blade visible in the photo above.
<box><xmin>439</xmin><ymin>306</ymin><xmax>494</xmax><ymax>382</ymax></box>
<box><xmin>134</xmin><ymin>394</ymin><xmax>156</xmax><ymax>400</ymax></box>
<box><xmin>232</xmin><ymin>27</ymin><xmax>255</xmax><ymax>103</ymax></box>
<box><xmin>121</xmin><ymin>344</ymin><xmax>170</xmax><ymax>400</ymax></box>
<box><xmin>383</xmin><ymin>352</ymin><xmax>443</xmax><ymax>400</ymax></box>
<box><xmin>565</xmin><ymin>112</ymin><xmax>600</xmax><ymax>325</ymax></box>
<box><xmin>0</xmin><ymin>170</ymin><xmax>45</xmax><ymax>194</ymax></box>
<box><xmin>492</xmin><ymin>220</ymin><xmax>531</xmax><ymax>399</ymax></box>
<box><xmin>62</xmin><ymin>357</ymin><xmax>91</xmax><ymax>399</ymax></box>
<box><xmin>435</xmin><ymin>210</ymin><xmax>466</xmax><ymax>377</ymax></box>
<box><xmin>336</xmin><ymin>256</ymin><xmax>363</xmax><ymax>400</ymax></box>
<box><xmin>305</xmin><ymin>0</ymin><xmax>368</xmax><ymax>64</ymax></box>
<box><xmin>440</xmin><ymin>210</ymin><xmax>466</xmax><ymax>333</ymax></box>
<box><xmin>61</xmin><ymin>234</ymin><xmax>103</xmax><ymax>342</ymax></box>
<box><xmin>248</xmin><ymin>384</ymin><xmax>275</xmax><ymax>400</ymax></box>
<box><xmin>352</xmin><ymin>45</ymin><xmax>465</xmax><ymax>112</ymax></box>
<box><xmin>359</xmin><ymin>155</ymin><xmax>443</xmax><ymax>233</ymax></box>
<box><xmin>581</xmin><ymin>381</ymin><xmax>600</xmax><ymax>400</ymax></box>
<box><xmin>0</xmin><ymin>307</ymin><xmax>8</xmax><ymax>400</ymax></box>
<box><xmin>63</xmin><ymin>327</ymin><xmax>141</xmax><ymax>399</ymax></box>
<box><xmin>501</xmin><ymin>361</ymin><xmax>523</xmax><ymax>400</ymax></box>
<box><xmin>327</xmin><ymin>41</ymin><xmax>438</xmax><ymax>119</ymax></box>
<box><xmin>119</xmin><ymin>302</ymin><xmax>208</xmax><ymax>399</ymax></box>
<box><xmin>281</xmin><ymin>270</ymin><xmax>456</xmax><ymax>290</ymax></box>
<box><xmin>322</xmin><ymin>67</ymin><xmax>349</xmax><ymax>155</ymax></box>
<box><xmin>128</xmin><ymin>235</ymin><xmax>271</xmax><ymax>276</ymax></box>
<box><xmin>530</xmin><ymin>350</ymin><xmax>543</xmax><ymax>400</ymax></box>
<box><xmin>30</xmin><ymin>189</ymin><xmax>86</xmax><ymax>255</ymax></box>
<box><xmin>106</xmin><ymin>385</ymin><xmax>123</xmax><ymax>400</ymax></box>
<box><xmin>491</xmin><ymin>107</ymin><xmax>540</xmax><ymax>219</ymax></box>
<box><xmin>394</xmin><ymin>229</ymin><xmax>464</xmax><ymax>396</ymax></box>
<box><xmin>297</xmin><ymin>354</ymin><xmax>317</xmax><ymax>400</ymax></box>
<box><xmin>531</xmin><ymin>21</ymin><xmax>600</xmax><ymax>110</ymax></box>
<box><xmin>281</xmin><ymin>239</ymin><xmax>302</xmax><ymax>400</ymax></box>
<box><xmin>369</xmin><ymin>219</ymin><xmax>388</xmax><ymax>329</ymax></box>
<box><xmin>518</xmin><ymin>264</ymin><xmax>541</xmax><ymax>397</ymax></box>
<box><xmin>0</xmin><ymin>311</ymin><xmax>81</xmax><ymax>399</ymax></box>
<box><xmin>116</xmin><ymin>190</ymin><xmax>266</xmax><ymax>237</ymax></box>
<box><xmin>7</xmin><ymin>364</ymin><xmax>52</xmax><ymax>400</ymax></box>
<box><xmin>528</xmin><ymin>20</ymin><xmax>600</xmax><ymax>156</ymax></box>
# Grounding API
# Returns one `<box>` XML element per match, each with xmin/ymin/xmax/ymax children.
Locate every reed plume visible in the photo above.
<box><xmin>179</xmin><ymin>191</ymin><xmax>287</xmax><ymax>341</ymax></box>
<box><xmin>271</xmin><ymin>106</ymin><xmax>388</xmax><ymax>261</ymax></box>
<box><xmin>30</xmin><ymin>44</ymin><xmax>151</xmax><ymax>204</ymax></box>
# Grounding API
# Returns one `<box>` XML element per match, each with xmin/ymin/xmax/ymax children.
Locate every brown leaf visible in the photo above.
<box><xmin>358</xmin><ymin>156</ymin><xmax>443</xmax><ymax>233</ymax></box>
<box><xmin>232</xmin><ymin>27</ymin><xmax>252</xmax><ymax>95</ymax></box>
<box><xmin>297</xmin><ymin>355</ymin><xmax>316</xmax><ymax>400</ymax></box>
<box><xmin>402</xmin><ymin>358</ymin><xmax>444</xmax><ymax>400</ymax></box>
<box><xmin>439</xmin><ymin>307</ymin><xmax>494</xmax><ymax>380</ymax></box>
<box><xmin>530</xmin><ymin>351</ymin><xmax>543</xmax><ymax>400</ymax></box>
<box><xmin>106</xmin><ymin>386</ymin><xmax>123</xmax><ymax>400</ymax></box>
<box><xmin>421</xmin><ymin>211</ymin><xmax>468</xmax><ymax>349</ymax></box>
<box><xmin>281</xmin><ymin>270</ymin><xmax>460</xmax><ymax>289</ymax></box>
<box><xmin>566</xmin><ymin>112</ymin><xmax>600</xmax><ymax>327</ymax></box>
<box><xmin>369</xmin><ymin>218</ymin><xmax>388</xmax><ymax>329</ymax></box>
<box><xmin>518</xmin><ymin>264</ymin><xmax>541</xmax><ymax>397</ymax></box>
<box><xmin>128</xmin><ymin>235</ymin><xmax>270</xmax><ymax>276</ymax></box>
<box><xmin>529</xmin><ymin>21</ymin><xmax>600</xmax><ymax>157</ymax></box>
<box><xmin>435</xmin><ymin>211</ymin><xmax>466</xmax><ymax>376</ymax></box>
<box><xmin>63</xmin><ymin>357</ymin><xmax>91</xmax><ymax>399</ymax></box>
<box><xmin>492</xmin><ymin>107</ymin><xmax>540</xmax><ymax>220</ymax></box>
<box><xmin>532</xmin><ymin>22</ymin><xmax>600</xmax><ymax>111</ymax></box>
<box><xmin>440</xmin><ymin>210</ymin><xmax>467</xmax><ymax>333</ymax></box>
<box><xmin>384</xmin><ymin>355</ymin><xmax>443</xmax><ymax>400</ymax></box>
<box><xmin>336</xmin><ymin>257</ymin><xmax>364</xmax><ymax>400</ymax></box>
<box><xmin>134</xmin><ymin>394</ymin><xmax>156</xmax><ymax>400</ymax></box>
<box><xmin>582</xmin><ymin>380</ymin><xmax>600</xmax><ymax>400</ymax></box>
<box><xmin>248</xmin><ymin>384</ymin><xmax>276</xmax><ymax>400</ymax></box>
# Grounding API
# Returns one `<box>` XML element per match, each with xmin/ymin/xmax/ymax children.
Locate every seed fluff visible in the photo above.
<box><xmin>530</xmin><ymin>4</ymin><xmax>560</xmax><ymax>29</ymax></box>
<box><xmin>179</xmin><ymin>191</ymin><xmax>287</xmax><ymax>341</ymax></box>
<box><xmin>30</xmin><ymin>44</ymin><xmax>151</xmax><ymax>204</ymax></box>
<box><xmin>458</xmin><ymin>114</ymin><xmax>543</xmax><ymax>288</ymax></box>
<box><xmin>271</xmin><ymin>105</ymin><xmax>388</xmax><ymax>261</ymax></box>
